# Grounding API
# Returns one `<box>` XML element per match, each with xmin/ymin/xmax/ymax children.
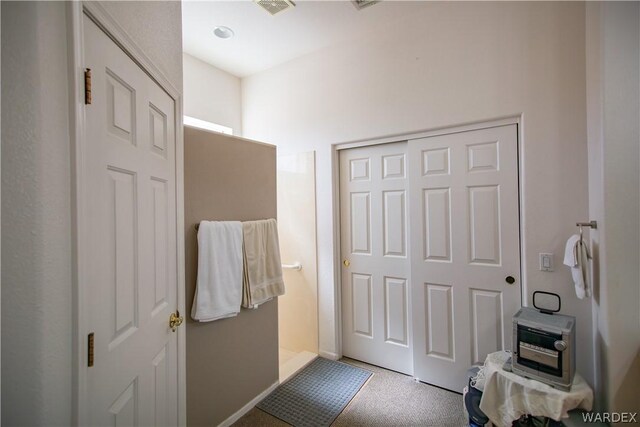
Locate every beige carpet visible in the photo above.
<box><xmin>232</xmin><ymin>358</ymin><xmax>467</xmax><ymax>427</ymax></box>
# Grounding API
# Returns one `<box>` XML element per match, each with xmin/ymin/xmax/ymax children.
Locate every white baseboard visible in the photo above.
<box><xmin>217</xmin><ymin>381</ymin><xmax>279</xmax><ymax>427</ymax></box>
<box><xmin>319</xmin><ymin>350</ymin><xmax>340</xmax><ymax>361</ymax></box>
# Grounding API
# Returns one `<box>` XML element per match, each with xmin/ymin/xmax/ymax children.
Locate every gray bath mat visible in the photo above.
<box><xmin>257</xmin><ymin>357</ymin><xmax>372</xmax><ymax>427</ymax></box>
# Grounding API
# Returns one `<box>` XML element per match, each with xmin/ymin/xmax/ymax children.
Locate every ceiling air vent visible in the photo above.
<box><xmin>351</xmin><ymin>0</ymin><xmax>380</xmax><ymax>11</ymax></box>
<box><xmin>254</xmin><ymin>0</ymin><xmax>296</xmax><ymax>16</ymax></box>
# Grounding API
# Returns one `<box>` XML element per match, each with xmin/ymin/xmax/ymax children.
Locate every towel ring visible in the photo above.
<box><xmin>579</xmin><ymin>225</ymin><xmax>584</xmax><ymax>243</ymax></box>
<box><xmin>576</xmin><ymin>221</ymin><xmax>597</xmax><ymax>260</ymax></box>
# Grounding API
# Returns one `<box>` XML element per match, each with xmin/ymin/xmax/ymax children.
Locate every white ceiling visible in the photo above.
<box><xmin>182</xmin><ymin>0</ymin><xmax>431</xmax><ymax>78</ymax></box>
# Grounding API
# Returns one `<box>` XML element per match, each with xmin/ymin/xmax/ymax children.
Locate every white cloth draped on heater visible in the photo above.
<box><xmin>191</xmin><ymin>221</ymin><xmax>243</xmax><ymax>322</ymax></box>
<box><xmin>563</xmin><ymin>234</ymin><xmax>591</xmax><ymax>299</ymax></box>
<box><xmin>479</xmin><ymin>351</ymin><xmax>593</xmax><ymax>427</ymax></box>
<box><xmin>242</xmin><ymin>218</ymin><xmax>285</xmax><ymax>308</ymax></box>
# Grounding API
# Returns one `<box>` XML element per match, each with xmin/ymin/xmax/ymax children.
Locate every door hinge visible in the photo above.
<box><xmin>84</xmin><ymin>68</ymin><xmax>92</xmax><ymax>105</ymax></box>
<box><xmin>87</xmin><ymin>332</ymin><xmax>95</xmax><ymax>367</ymax></box>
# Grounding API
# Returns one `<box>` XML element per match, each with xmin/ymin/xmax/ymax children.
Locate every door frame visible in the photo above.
<box><xmin>67</xmin><ymin>2</ymin><xmax>186</xmax><ymax>425</ymax></box>
<box><xmin>331</xmin><ymin>115</ymin><xmax>525</xmax><ymax>363</ymax></box>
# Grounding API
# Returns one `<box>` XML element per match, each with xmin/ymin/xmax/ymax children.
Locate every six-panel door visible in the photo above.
<box><xmin>409</xmin><ymin>125</ymin><xmax>520</xmax><ymax>391</ymax></box>
<box><xmin>83</xmin><ymin>14</ymin><xmax>179</xmax><ymax>426</ymax></box>
<box><xmin>340</xmin><ymin>142</ymin><xmax>413</xmax><ymax>375</ymax></box>
<box><xmin>340</xmin><ymin>125</ymin><xmax>520</xmax><ymax>391</ymax></box>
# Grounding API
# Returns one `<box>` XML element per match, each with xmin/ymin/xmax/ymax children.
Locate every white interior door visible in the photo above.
<box><xmin>409</xmin><ymin>124</ymin><xmax>521</xmax><ymax>391</ymax></box>
<box><xmin>83</xmin><ymin>14</ymin><xmax>180</xmax><ymax>425</ymax></box>
<box><xmin>340</xmin><ymin>142</ymin><xmax>413</xmax><ymax>374</ymax></box>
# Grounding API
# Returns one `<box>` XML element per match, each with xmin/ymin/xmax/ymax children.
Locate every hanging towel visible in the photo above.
<box><xmin>191</xmin><ymin>221</ymin><xmax>243</xmax><ymax>322</ymax></box>
<box><xmin>563</xmin><ymin>234</ymin><xmax>591</xmax><ymax>299</ymax></box>
<box><xmin>242</xmin><ymin>219</ymin><xmax>285</xmax><ymax>308</ymax></box>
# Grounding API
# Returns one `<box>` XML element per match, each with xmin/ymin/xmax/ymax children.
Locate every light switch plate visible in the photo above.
<box><xmin>539</xmin><ymin>253</ymin><xmax>554</xmax><ymax>272</ymax></box>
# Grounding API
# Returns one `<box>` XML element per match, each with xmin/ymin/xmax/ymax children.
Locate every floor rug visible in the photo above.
<box><xmin>257</xmin><ymin>357</ymin><xmax>372</xmax><ymax>427</ymax></box>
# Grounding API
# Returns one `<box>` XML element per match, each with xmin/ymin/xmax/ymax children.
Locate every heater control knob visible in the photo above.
<box><xmin>554</xmin><ymin>340</ymin><xmax>567</xmax><ymax>351</ymax></box>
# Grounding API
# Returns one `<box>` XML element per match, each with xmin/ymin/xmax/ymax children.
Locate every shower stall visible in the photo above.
<box><xmin>277</xmin><ymin>151</ymin><xmax>319</xmax><ymax>382</ymax></box>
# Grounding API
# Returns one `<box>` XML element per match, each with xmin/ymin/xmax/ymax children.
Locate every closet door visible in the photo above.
<box><xmin>340</xmin><ymin>142</ymin><xmax>413</xmax><ymax>375</ymax></box>
<box><xmin>409</xmin><ymin>124</ymin><xmax>521</xmax><ymax>391</ymax></box>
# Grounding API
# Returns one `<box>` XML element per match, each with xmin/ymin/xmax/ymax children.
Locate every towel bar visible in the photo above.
<box><xmin>282</xmin><ymin>262</ymin><xmax>302</xmax><ymax>271</ymax></box>
<box><xmin>576</xmin><ymin>221</ymin><xmax>597</xmax><ymax>229</ymax></box>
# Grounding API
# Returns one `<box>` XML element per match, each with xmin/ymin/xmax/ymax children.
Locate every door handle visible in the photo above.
<box><xmin>343</xmin><ymin>259</ymin><xmax>351</xmax><ymax>267</ymax></box>
<box><xmin>169</xmin><ymin>310</ymin><xmax>184</xmax><ymax>332</ymax></box>
<box><xmin>505</xmin><ymin>276</ymin><xmax>516</xmax><ymax>285</ymax></box>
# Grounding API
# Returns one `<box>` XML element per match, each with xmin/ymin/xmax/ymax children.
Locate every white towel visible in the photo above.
<box><xmin>242</xmin><ymin>219</ymin><xmax>285</xmax><ymax>308</ymax></box>
<box><xmin>563</xmin><ymin>234</ymin><xmax>591</xmax><ymax>299</ymax></box>
<box><xmin>191</xmin><ymin>221</ymin><xmax>243</xmax><ymax>321</ymax></box>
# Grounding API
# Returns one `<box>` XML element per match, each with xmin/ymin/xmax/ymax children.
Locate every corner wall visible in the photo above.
<box><xmin>586</xmin><ymin>1</ymin><xmax>640</xmax><ymax>415</ymax></box>
<box><xmin>242</xmin><ymin>1</ymin><xmax>594</xmax><ymax>384</ymax></box>
<box><xmin>184</xmin><ymin>126</ymin><xmax>278</xmax><ymax>427</ymax></box>
<box><xmin>1</xmin><ymin>2</ymin><xmax>183</xmax><ymax>424</ymax></box>
<box><xmin>1</xmin><ymin>3</ymin><xmax>72</xmax><ymax>424</ymax></box>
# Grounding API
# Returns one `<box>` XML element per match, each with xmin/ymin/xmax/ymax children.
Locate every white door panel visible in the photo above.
<box><xmin>340</xmin><ymin>143</ymin><xmax>413</xmax><ymax>374</ymax></box>
<box><xmin>410</xmin><ymin>125</ymin><xmax>520</xmax><ymax>391</ymax></box>
<box><xmin>339</xmin><ymin>125</ymin><xmax>520</xmax><ymax>390</ymax></box>
<box><xmin>83</xmin><ymin>14</ymin><xmax>179</xmax><ymax>426</ymax></box>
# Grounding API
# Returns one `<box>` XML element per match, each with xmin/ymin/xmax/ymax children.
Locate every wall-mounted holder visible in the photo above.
<box><xmin>576</xmin><ymin>220</ymin><xmax>597</xmax><ymax>240</ymax></box>
<box><xmin>576</xmin><ymin>220</ymin><xmax>597</xmax><ymax>229</ymax></box>
<box><xmin>575</xmin><ymin>220</ymin><xmax>597</xmax><ymax>260</ymax></box>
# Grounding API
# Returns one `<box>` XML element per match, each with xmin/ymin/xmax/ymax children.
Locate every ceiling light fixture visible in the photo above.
<box><xmin>213</xmin><ymin>26</ymin><xmax>235</xmax><ymax>39</ymax></box>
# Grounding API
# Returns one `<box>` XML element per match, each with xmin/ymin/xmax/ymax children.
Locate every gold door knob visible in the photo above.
<box><xmin>169</xmin><ymin>310</ymin><xmax>184</xmax><ymax>332</ymax></box>
<box><xmin>343</xmin><ymin>259</ymin><xmax>351</xmax><ymax>267</ymax></box>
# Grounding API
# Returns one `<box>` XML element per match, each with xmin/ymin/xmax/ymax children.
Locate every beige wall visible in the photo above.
<box><xmin>184</xmin><ymin>126</ymin><xmax>278</xmax><ymax>427</ymax></box>
<box><xmin>242</xmin><ymin>1</ymin><xmax>594</xmax><ymax>384</ymax></box>
<box><xmin>586</xmin><ymin>1</ymin><xmax>640</xmax><ymax>415</ymax></box>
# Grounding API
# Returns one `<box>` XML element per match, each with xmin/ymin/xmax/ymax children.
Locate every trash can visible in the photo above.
<box><xmin>464</xmin><ymin>366</ymin><xmax>489</xmax><ymax>427</ymax></box>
